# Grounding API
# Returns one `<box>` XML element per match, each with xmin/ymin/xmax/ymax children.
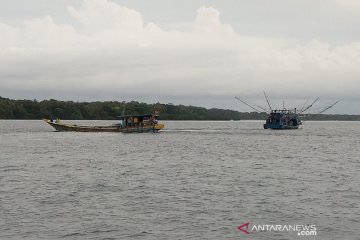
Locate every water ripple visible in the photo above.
<box><xmin>0</xmin><ymin>120</ymin><xmax>359</xmax><ymax>239</ymax></box>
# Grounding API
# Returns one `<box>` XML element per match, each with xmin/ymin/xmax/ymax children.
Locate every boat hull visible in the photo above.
<box><xmin>263</xmin><ymin>123</ymin><xmax>299</xmax><ymax>130</ymax></box>
<box><xmin>44</xmin><ymin>119</ymin><xmax>164</xmax><ymax>133</ymax></box>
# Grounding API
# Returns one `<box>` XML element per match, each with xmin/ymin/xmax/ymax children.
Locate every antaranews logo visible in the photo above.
<box><xmin>237</xmin><ymin>222</ymin><xmax>250</xmax><ymax>234</ymax></box>
<box><xmin>237</xmin><ymin>222</ymin><xmax>317</xmax><ymax>236</ymax></box>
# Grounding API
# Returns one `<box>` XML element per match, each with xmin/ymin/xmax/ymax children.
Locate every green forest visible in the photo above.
<box><xmin>0</xmin><ymin>96</ymin><xmax>359</xmax><ymax>121</ymax></box>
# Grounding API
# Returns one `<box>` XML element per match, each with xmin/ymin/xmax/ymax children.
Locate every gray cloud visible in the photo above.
<box><xmin>0</xmin><ymin>0</ymin><xmax>359</xmax><ymax>113</ymax></box>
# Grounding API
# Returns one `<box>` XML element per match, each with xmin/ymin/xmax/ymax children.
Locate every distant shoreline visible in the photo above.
<box><xmin>1</xmin><ymin>119</ymin><xmax>360</xmax><ymax>122</ymax></box>
<box><xmin>1</xmin><ymin>96</ymin><xmax>360</xmax><ymax>121</ymax></box>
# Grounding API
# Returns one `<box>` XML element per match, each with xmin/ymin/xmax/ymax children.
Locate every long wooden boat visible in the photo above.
<box><xmin>44</xmin><ymin>114</ymin><xmax>164</xmax><ymax>133</ymax></box>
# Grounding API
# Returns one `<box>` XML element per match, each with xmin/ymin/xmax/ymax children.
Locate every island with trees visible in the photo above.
<box><xmin>1</xmin><ymin>96</ymin><xmax>359</xmax><ymax>121</ymax></box>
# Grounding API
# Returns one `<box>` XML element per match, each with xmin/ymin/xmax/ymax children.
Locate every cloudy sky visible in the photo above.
<box><xmin>1</xmin><ymin>0</ymin><xmax>360</xmax><ymax>113</ymax></box>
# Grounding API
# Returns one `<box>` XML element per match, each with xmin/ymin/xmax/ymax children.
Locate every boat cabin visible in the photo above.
<box><xmin>117</xmin><ymin>114</ymin><xmax>158</xmax><ymax>128</ymax></box>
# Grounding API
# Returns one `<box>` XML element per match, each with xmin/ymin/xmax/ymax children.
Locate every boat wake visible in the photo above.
<box><xmin>162</xmin><ymin>129</ymin><xmax>226</xmax><ymax>133</ymax></box>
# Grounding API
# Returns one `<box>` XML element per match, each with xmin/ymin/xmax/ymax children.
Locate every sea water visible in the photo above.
<box><xmin>0</xmin><ymin>120</ymin><xmax>359</xmax><ymax>239</ymax></box>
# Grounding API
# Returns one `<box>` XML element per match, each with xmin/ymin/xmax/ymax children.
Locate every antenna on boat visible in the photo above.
<box><xmin>299</xmin><ymin>97</ymin><xmax>319</xmax><ymax>114</ymax></box>
<box><xmin>263</xmin><ymin>92</ymin><xmax>272</xmax><ymax>111</ymax></box>
<box><xmin>122</xmin><ymin>101</ymin><xmax>126</xmax><ymax>116</ymax></box>
<box><xmin>283</xmin><ymin>100</ymin><xmax>285</xmax><ymax>110</ymax></box>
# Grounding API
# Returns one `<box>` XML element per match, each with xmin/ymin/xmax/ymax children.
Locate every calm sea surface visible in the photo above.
<box><xmin>0</xmin><ymin>120</ymin><xmax>359</xmax><ymax>240</ymax></box>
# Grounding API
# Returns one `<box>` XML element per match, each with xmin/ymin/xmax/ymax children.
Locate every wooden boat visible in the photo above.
<box><xmin>44</xmin><ymin>114</ymin><xmax>164</xmax><ymax>133</ymax></box>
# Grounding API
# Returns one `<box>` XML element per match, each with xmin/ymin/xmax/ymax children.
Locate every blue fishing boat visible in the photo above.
<box><xmin>263</xmin><ymin>109</ymin><xmax>301</xmax><ymax>129</ymax></box>
<box><xmin>235</xmin><ymin>93</ymin><xmax>338</xmax><ymax>130</ymax></box>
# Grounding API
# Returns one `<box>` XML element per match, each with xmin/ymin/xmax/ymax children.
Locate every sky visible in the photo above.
<box><xmin>1</xmin><ymin>0</ymin><xmax>360</xmax><ymax>114</ymax></box>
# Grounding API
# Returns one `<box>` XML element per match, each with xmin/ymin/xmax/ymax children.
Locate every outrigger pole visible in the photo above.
<box><xmin>316</xmin><ymin>101</ymin><xmax>339</xmax><ymax>114</ymax></box>
<box><xmin>299</xmin><ymin>97</ymin><xmax>319</xmax><ymax>114</ymax></box>
<box><xmin>263</xmin><ymin>92</ymin><xmax>272</xmax><ymax>111</ymax></box>
<box><xmin>235</xmin><ymin>97</ymin><xmax>263</xmax><ymax>113</ymax></box>
<box><xmin>301</xmin><ymin>101</ymin><xmax>339</xmax><ymax>122</ymax></box>
<box><xmin>300</xmin><ymin>98</ymin><xmax>309</xmax><ymax>112</ymax></box>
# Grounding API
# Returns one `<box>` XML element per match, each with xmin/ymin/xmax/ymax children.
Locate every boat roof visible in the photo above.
<box><xmin>116</xmin><ymin>114</ymin><xmax>156</xmax><ymax>119</ymax></box>
<box><xmin>270</xmin><ymin>109</ymin><xmax>297</xmax><ymax>113</ymax></box>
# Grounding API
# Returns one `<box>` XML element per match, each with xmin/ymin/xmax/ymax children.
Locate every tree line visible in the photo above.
<box><xmin>0</xmin><ymin>96</ymin><xmax>359</xmax><ymax>121</ymax></box>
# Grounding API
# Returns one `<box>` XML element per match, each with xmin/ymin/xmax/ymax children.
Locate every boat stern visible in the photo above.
<box><xmin>154</xmin><ymin>123</ymin><xmax>165</xmax><ymax>131</ymax></box>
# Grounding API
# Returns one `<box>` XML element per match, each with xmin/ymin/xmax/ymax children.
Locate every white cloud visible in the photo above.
<box><xmin>0</xmin><ymin>0</ymin><xmax>359</xmax><ymax>113</ymax></box>
<box><xmin>193</xmin><ymin>6</ymin><xmax>234</xmax><ymax>35</ymax></box>
<box><xmin>67</xmin><ymin>0</ymin><xmax>144</xmax><ymax>33</ymax></box>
